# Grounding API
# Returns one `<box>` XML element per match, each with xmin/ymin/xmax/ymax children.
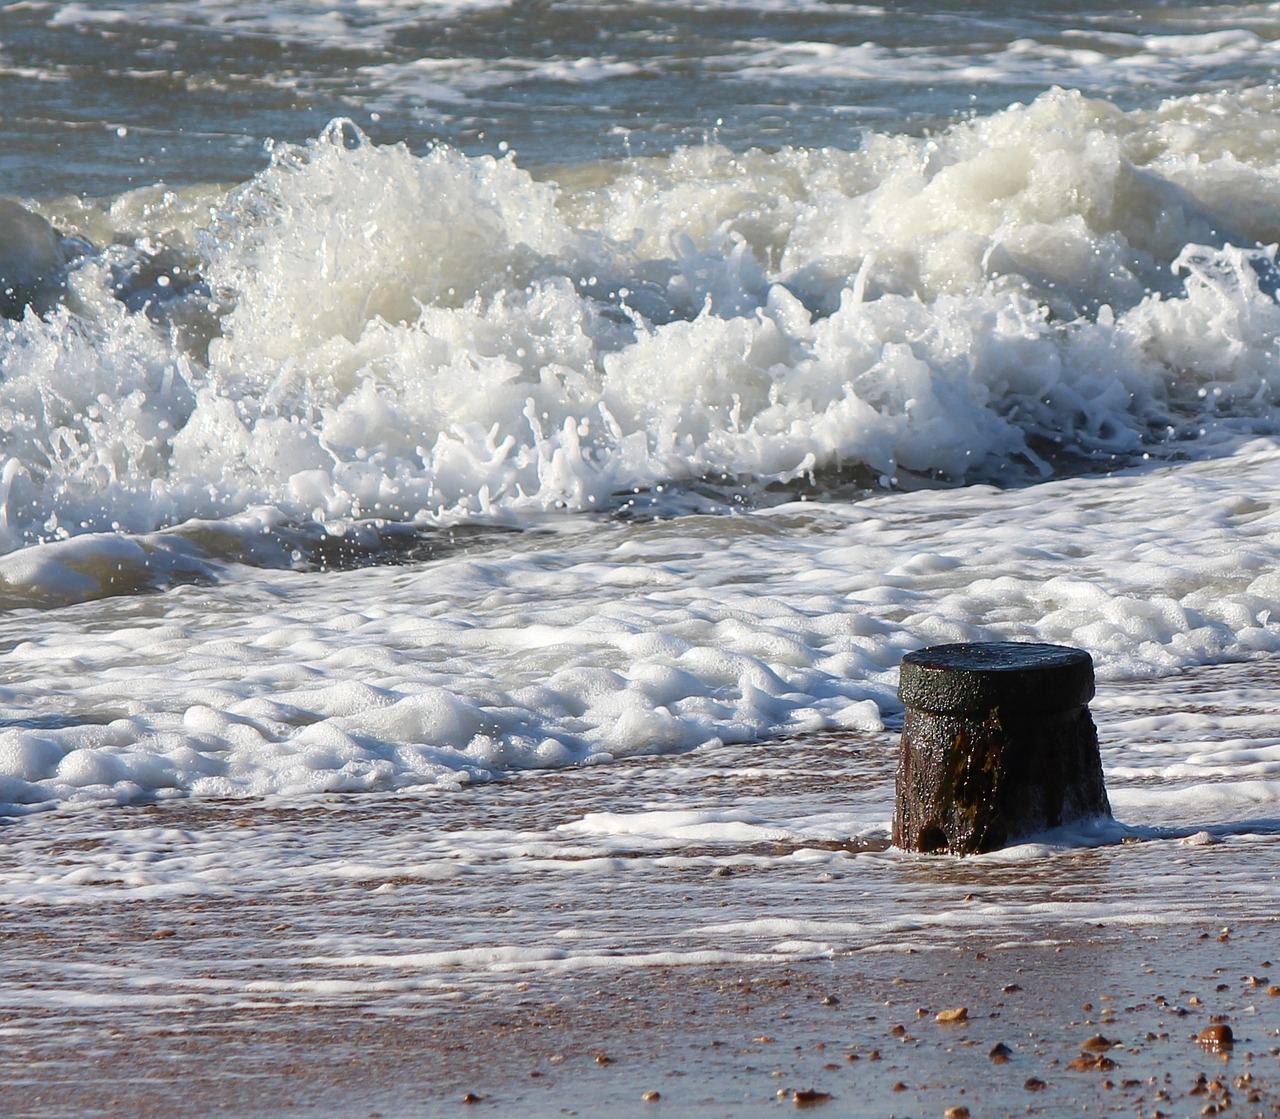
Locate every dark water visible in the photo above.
<box><xmin>4</xmin><ymin>0</ymin><xmax>1277</xmax><ymax>197</ymax></box>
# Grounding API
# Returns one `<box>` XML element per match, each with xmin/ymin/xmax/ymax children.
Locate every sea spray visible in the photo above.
<box><xmin>3</xmin><ymin>89</ymin><xmax>1280</xmax><ymax>579</ymax></box>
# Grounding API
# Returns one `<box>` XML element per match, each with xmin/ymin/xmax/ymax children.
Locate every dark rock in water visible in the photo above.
<box><xmin>1196</xmin><ymin>1023</ymin><xmax>1234</xmax><ymax>1050</ymax></box>
<box><xmin>893</xmin><ymin>642</ymin><xmax>1111</xmax><ymax>855</ymax></box>
<box><xmin>0</xmin><ymin>198</ymin><xmax>67</xmax><ymax>319</ymax></box>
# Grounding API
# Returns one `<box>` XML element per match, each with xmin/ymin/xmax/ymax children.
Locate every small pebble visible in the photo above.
<box><xmin>936</xmin><ymin>1006</ymin><xmax>968</xmax><ymax>1024</ymax></box>
<box><xmin>1180</xmin><ymin>830</ymin><xmax>1219</xmax><ymax>846</ymax></box>
<box><xmin>1197</xmin><ymin>1024</ymin><xmax>1234</xmax><ymax>1051</ymax></box>
<box><xmin>641</xmin><ymin>1091</ymin><xmax>660</xmax><ymax>1102</ymax></box>
<box><xmin>1068</xmin><ymin>1053</ymin><xmax>1117</xmax><ymax>1071</ymax></box>
<box><xmin>989</xmin><ymin>1042</ymin><xmax>1013</xmax><ymax>1064</ymax></box>
<box><xmin>1024</xmin><ymin>1077</ymin><xmax>1047</xmax><ymax>1091</ymax></box>
<box><xmin>944</xmin><ymin>1107</ymin><xmax>971</xmax><ymax>1119</ymax></box>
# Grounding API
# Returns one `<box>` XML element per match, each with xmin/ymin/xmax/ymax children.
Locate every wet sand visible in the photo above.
<box><xmin>7</xmin><ymin>915</ymin><xmax>1280</xmax><ymax>1118</ymax></box>
<box><xmin>3</xmin><ymin>662</ymin><xmax>1280</xmax><ymax>1118</ymax></box>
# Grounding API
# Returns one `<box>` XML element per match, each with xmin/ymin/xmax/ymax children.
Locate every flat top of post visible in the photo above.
<box><xmin>899</xmin><ymin>642</ymin><xmax>1094</xmax><ymax>715</ymax></box>
<box><xmin>902</xmin><ymin>642</ymin><xmax>1090</xmax><ymax>672</ymax></box>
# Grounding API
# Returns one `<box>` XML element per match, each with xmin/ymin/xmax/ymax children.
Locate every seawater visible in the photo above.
<box><xmin>1</xmin><ymin>3</ymin><xmax>1280</xmax><ymax>856</ymax></box>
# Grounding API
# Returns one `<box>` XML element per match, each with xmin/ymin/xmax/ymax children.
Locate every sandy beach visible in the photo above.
<box><xmin>11</xmin><ymin>929</ymin><xmax>1279</xmax><ymax>1118</ymax></box>
<box><xmin>4</xmin><ymin>661</ymin><xmax>1279</xmax><ymax>1119</ymax></box>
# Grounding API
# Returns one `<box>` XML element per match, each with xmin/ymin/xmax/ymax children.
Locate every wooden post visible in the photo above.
<box><xmin>893</xmin><ymin>642</ymin><xmax>1111</xmax><ymax>855</ymax></box>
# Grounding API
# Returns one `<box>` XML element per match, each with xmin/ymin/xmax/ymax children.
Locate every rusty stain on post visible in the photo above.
<box><xmin>893</xmin><ymin>642</ymin><xmax>1111</xmax><ymax>855</ymax></box>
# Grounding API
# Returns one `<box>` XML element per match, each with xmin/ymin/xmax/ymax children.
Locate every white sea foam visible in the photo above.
<box><xmin>3</xmin><ymin>436</ymin><xmax>1280</xmax><ymax>812</ymax></box>
<box><xmin>730</xmin><ymin>29</ymin><xmax>1280</xmax><ymax>97</ymax></box>
<box><xmin>5</xmin><ymin>88</ymin><xmax>1280</xmax><ymax>561</ymax></box>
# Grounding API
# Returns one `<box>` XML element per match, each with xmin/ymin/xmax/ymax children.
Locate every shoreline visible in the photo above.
<box><xmin>7</xmin><ymin>920</ymin><xmax>1280</xmax><ymax>1117</ymax></box>
<box><xmin>3</xmin><ymin>661</ymin><xmax>1280</xmax><ymax>1117</ymax></box>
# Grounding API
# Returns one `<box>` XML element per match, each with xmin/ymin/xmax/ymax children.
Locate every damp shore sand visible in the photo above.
<box><xmin>10</xmin><ymin>930</ymin><xmax>1280</xmax><ymax>1119</ymax></box>
<box><xmin>2</xmin><ymin>662</ymin><xmax>1279</xmax><ymax>1118</ymax></box>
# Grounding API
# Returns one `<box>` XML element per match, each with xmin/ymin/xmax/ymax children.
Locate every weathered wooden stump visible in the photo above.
<box><xmin>893</xmin><ymin>642</ymin><xmax>1111</xmax><ymax>855</ymax></box>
